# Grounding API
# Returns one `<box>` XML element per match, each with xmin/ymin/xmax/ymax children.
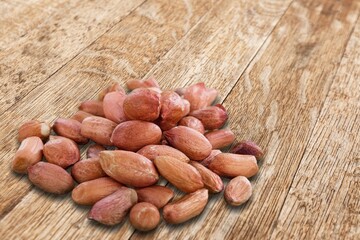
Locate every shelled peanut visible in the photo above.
<box><xmin>11</xmin><ymin>78</ymin><xmax>264</xmax><ymax>231</ymax></box>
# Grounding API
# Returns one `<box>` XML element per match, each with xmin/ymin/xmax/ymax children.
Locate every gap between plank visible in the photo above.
<box><xmin>268</xmin><ymin>13</ymin><xmax>360</xmax><ymax>239</ymax></box>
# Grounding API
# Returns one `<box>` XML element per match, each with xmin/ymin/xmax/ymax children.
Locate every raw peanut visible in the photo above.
<box><xmin>126</xmin><ymin>78</ymin><xmax>160</xmax><ymax>90</ymax></box>
<box><xmin>136</xmin><ymin>185</ymin><xmax>174</xmax><ymax>208</ymax></box>
<box><xmin>43</xmin><ymin>136</ymin><xmax>80</xmax><ymax>168</ymax></box>
<box><xmin>99</xmin><ymin>150</ymin><xmax>159</xmax><ymax>187</ymax></box>
<box><xmin>88</xmin><ymin>187</ymin><xmax>137</xmax><ymax>225</ymax></box>
<box><xmin>130</xmin><ymin>202</ymin><xmax>160</xmax><ymax>231</ymax></box>
<box><xmin>123</xmin><ymin>88</ymin><xmax>161</xmax><ymax>121</ymax></box>
<box><xmin>53</xmin><ymin>118</ymin><xmax>88</xmax><ymax>144</ymax></box>
<box><xmin>189</xmin><ymin>104</ymin><xmax>228</xmax><ymax>130</ymax></box>
<box><xmin>79</xmin><ymin>100</ymin><xmax>105</xmax><ymax>117</ymax></box>
<box><xmin>81</xmin><ymin>116</ymin><xmax>117</xmax><ymax>146</ymax></box>
<box><xmin>163</xmin><ymin>188</ymin><xmax>208</xmax><ymax>224</ymax></box>
<box><xmin>72</xmin><ymin>177</ymin><xmax>122</xmax><ymax>205</ymax></box>
<box><xmin>103</xmin><ymin>91</ymin><xmax>127</xmax><ymax>123</ymax></box>
<box><xmin>178</xmin><ymin>116</ymin><xmax>205</xmax><ymax>134</ymax></box>
<box><xmin>71</xmin><ymin>110</ymin><xmax>93</xmax><ymax>123</ymax></box>
<box><xmin>182</xmin><ymin>99</ymin><xmax>190</xmax><ymax>116</ymax></box>
<box><xmin>231</xmin><ymin>140</ymin><xmax>264</xmax><ymax>160</ymax></box>
<box><xmin>209</xmin><ymin>153</ymin><xmax>258</xmax><ymax>178</ymax></box>
<box><xmin>164</xmin><ymin>126</ymin><xmax>212</xmax><ymax>160</ymax></box>
<box><xmin>137</xmin><ymin>145</ymin><xmax>189</xmax><ymax>163</ymax></box>
<box><xmin>71</xmin><ymin>157</ymin><xmax>106</xmax><ymax>183</ymax></box>
<box><xmin>200</xmin><ymin>149</ymin><xmax>222</xmax><ymax>167</ymax></box>
<box><xmin>86</xmin><ymin>144</ymin><xmax>106</xmax><ymax>158</ymax></box>
<box><xmin>183</xmin><ymin>82</ymin><xmax>210</xmax><ymax>111</ymax></box>
<box><xmin>154</xmin><ymin>156</ymin><xmax>203</xmax><ymax>193</ymax></box>
<box><xmin>12</xmin><ymin>137</ymin><xmax>43</xmax><ymax>174</ymax></box>
<box><xmin>205</xmin><ymin>129</ymin><xmax>235</xmax><ymax>149</ymax></box>
<box><xmin>18</xmin><ymin>120</ymin><xmax>50</xmax><ymax>142</ymax></box>
<box><xmin>224</xmin><ymin>176</ymin><xmax>252</xmax><ymax>206</ymax></box>
<box><xmin>111</xmin><ymin>120</ymin><xmax>162</xmax><ymax>151</ymax></box>
<box><xmin>190</xmin><ymin>161</ymin><xmax>223</xmax><ymax>193</ymax></box>
<box><xmin>28</xmin><ymin>162</ymin><xmax>74</xmax><ymax>194</ymax></box>
<box><xmin>159</xmin><ymin>91</ymin><xmax>188</xmax><ymax>131</ymax></box>
<box><xmin>205</xmin><ymin>87</ymin><xmax>218</xmax><ymax>106</ymax></box>
<box><xmin>98</xmin><ymin>83</ymin><xmax>125</xmax><ymax>101</ymax></box>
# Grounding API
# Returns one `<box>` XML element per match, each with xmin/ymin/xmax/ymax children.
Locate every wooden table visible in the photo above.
<box><xmin>0</xmin><ymin>0</ymin><xmax>359</xmax><ymax>239</ymax></box>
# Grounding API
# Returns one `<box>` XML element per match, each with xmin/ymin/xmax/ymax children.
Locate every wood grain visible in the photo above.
<box><xmin>0</xmin><ymin>0</ymin><xmax>145</xmax><ymax>114</ymax></box>
<box><xmin>271</xmin><ymin>17</ymin><xmax>360</xmax><ymax>240</ymax></box>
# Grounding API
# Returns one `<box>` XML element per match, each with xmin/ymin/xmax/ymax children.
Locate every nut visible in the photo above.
<box><xmin>224</xmin><ymin>176</ymin><xmax>252</xmax><ymax>206</ymax></box>
<box><xmin>12</xmin><ymin>136</ymin><xmax>43</xmax><ymax>174</ymax></box>
<box><xmin>231</xmin><ymin>140</ymin><xmax>264</xmax><ymax>160</ymax></box>
<box><xmin>189</xmin><ymin>104</ymin><xmax>228</xmax><ymax>130</ymax></box>
<box><xmin>190</xmin><ymin>161</ymin><xmax>223</xmax><ymax>193</ymax></box>
<box><xmin>137</xmin><ymin>145</ymin><xmax>189</xmax><ymax>163</ymax></box>
<box><xmin>28</xmin><ymin>162</ymin><xmax>74</xmax><ymax>194</ymax></box>
<box><xmin>154</xmin><ymin>156</ymin><xmax>203</xmax><ymax>193</ymax></box>
<box><xmin>99</xmin><ymin>150</ymin><xmax>159</xmax><ymax>187</ymax></box>
<box><xmin>123</xmin><ymin>88</ymin><xmax>161</xmax><ymax>121</ymax></box>
<box><xmin>164</xmin><ymin>126</ymin><xmax>212</xmax><ymax>160</ymax></box>
<box><xmin>178</xmin><ymin>116</ymin><xmax>205</xmax><ymax>134</ymax></box>
<box><xmin>86</xmin><ymin>144</ymin><xmax>106</xmax><ymax>158</ymax></box>
<box><xmin>200</xmin><ymin>149</ymin><xmax>222</xmax><ymax>168</ymax></box>
<box><xmin>126</xmin><ymin>78</ymin><xmax>160</xmax><ymax>90</ymax></box>
<box><xmin>81</xmin><ymin>116</ymin><xmax>117</xmax><ymax>146</ymax></box>
<box><xmin>111</xmin><ymin>120</ymin><xmax>162</xmax><ymax>151</ymax></box>
<box><xmin>88</xmin><ymin>187</ymin><xmax>137</xmax><ymax>225</ymax></box>
<box><xmin>98</xmin><ymin>83</ymin><xmax>125</xmax><ymax>101</ymax></box>
<box><xmin>72</xmin><ymin>177</ymin><xmax>122</xmax><ymax>205</ymax></box>
<box><xmin>53</xmin><ymin>118</ymin><xmax>88</xmax><ymax>144</ymax></box>
<box><xmin>103</xmin><ymin>91</ymin><xmax>127</xmax><ymax>123</ymax></box>
<box><xmin>205</xmin><ymin>87</ymin><xmax>218</xmax><ymax>106</ymax></box>
<box><xmin>136</xmin><ymin>185</ymin><xmax>174</xmax><ymax>208</ymax></box>
<box><xmin>130</xmin><ymin>202</ymin><xmax>160</xmax><ymax>231</ymax></box>
<box><xmin>70</xmin><ymin>110</ymin><xmax>93</xmax><ymax>123</ymax></box>
<box><xmin>79</xmin><ymin>100</ymin><xmax>105</xmax><ymax>117</ymax></box>
<box><xmin>208</xmin><ymin>153</ymin><xmax>258</xmax><ymax>178</ymax></box>
<box><xmin>205</xmin><ymin>129</ymin><xmax>235</xmax><ymax>149</ymax></box>
<box><xmin>18</xmin><ymin>120</ymin><xmax>50</xmax><ymax>142</ymax></box>
<box><xmin>71</xmin><ymin>157</ymin><xmax>106</xmax><ymax>183</ymax></box>
<box><xmin>159</xmin><ymin>91</ymin><xmax>188</xmax><ymax>131</ymax></box>
<box><xmin>163</xmin><ymin>188</ymin><xmax>208</xmax><ymax>224</ymax></box>
<box><xmin>183</xmin><ymin>82</ymin><xmax>211</xmax><ymax>111</ymax></box>
<box><xmin>43</xmin><ymin>136</ymin><xmax>80</xmax><ymax>168</ymax></box>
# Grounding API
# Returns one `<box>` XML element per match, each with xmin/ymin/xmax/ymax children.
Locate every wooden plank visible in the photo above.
<box><xmin>181</xmin><ymin>0</ymin><xmax>359</xmax><ymax>239</ymax></box>
<box><xmin>270</xmin><ymin>18</ymin><xmax>360</xmax><ymax>240</ymax></box>
<box><xmin>0</xmin><ymin>0</ymin><xmax>217</xmax><ymax>238</ymax></box>
<box><xmin>0</xmin><ymin>0</ymin><xmax>145</xmax><ymax>113</ymax></box>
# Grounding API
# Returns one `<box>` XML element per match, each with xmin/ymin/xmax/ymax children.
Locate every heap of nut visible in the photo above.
<box><xmin>12</xmin><ymin>79</ymin><xmax>264</xmax><ymax>231</ymax></box>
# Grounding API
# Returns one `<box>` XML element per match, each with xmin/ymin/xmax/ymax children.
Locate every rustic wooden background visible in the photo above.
<box><xmin>0</xmin><ymin>0</ymin><xmax>359</xmax><ymax>239</ymax></box>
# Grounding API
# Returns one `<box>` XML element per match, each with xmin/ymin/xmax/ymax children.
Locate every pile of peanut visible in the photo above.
<box><xmin>12</xmin><ymin>79</ymin><xmax>264</xmax><ymax>231</ymax></box>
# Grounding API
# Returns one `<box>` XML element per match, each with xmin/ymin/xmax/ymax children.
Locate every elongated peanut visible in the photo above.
<box><xmin>163</xmin><ymin>189</ymin><xmax>208</xmax><ymax>224</ymax></box>
<box><xmin>71</xmin><ymin>111</ymin><xmax>93</xmax><ymax>123</ymax></box>
<box><xmin>12</xmin><ymin>137</ymin><xmax>43</xmax><ymax>174</ymax></box>
<box><xmin>88</xmin><ymin>187</ymin><xmax>137</xmax><ymax>225</ymax></box>
<box><xmin>224</xmin><ymin>176</ymin><xmax>252</xmax><ymax>206</ymax></box>
<box><xmin>111</xmin><ymin>120</ymin><xmax>162</xmax><ymax>151</ymax></box>
<box><xmin>190</xmin><ymin>161</ymin><xmax>223</xmax><ymax>193</ymax></box>
<box><xmin>136</xmin><ymin>185</ymin><xmax>174</xmax><ymax>208</ymax></box>
<box><xmin>79</xmin><ymin>100</ymin><xmax>105</xmax><ymax>117</ymax></box>
<box><xmin>28</xmin><ymin>162</ymin><xmax>74</xmax><ymax>194</ymax></box>
<box><xmin>53</xmin><ymin>118</ymin><xmax>88</xmax><ymax>144</ymax></box>
<box><xmin>71</xmin><ymin>157</ymin><xmax>106</xmax><ymax>183</ymax></box>
<box><xmin>159</xmin><ymin>91</ymin><xmax>188</xmax><ymax>131</ymax></box>
<box><xmin>209</xmin><ymin>153</ymin><xmax>258</xmax><ymax>178</ymax></box>
<box><xmin>43</xmin><ymin>136</ymin><xmax>80</xmax><ymax>168</ymax></box>
<box><xmin>130</xmin><ymin>202</ymin><xmax>160</xmax><ymax>231</ymax></box>
<box><xmin>18</xmin><ymin>120</ymin><xmax>50</xmax><ymax>142</ymax></box>
<box><xmin>137</xmin><ymin>145</ymin><xmax>189</xmax><ymax>162</ymax></box>
<box><xmin>103</xmin><ymin>91</ymin><xmax>127</xmax><ymax>123</ymax></box>
<box><xmin>200</xmin><ymin>149</ymin><xmax>222</xmax><ymax>168</ymax></box>
<box><xmin>81</xmin><ymin>116</ymin><xmax>117</xmax><ymax>146</ymax></box>
<box><xmin>231</xmin><ymin>140</ymin><xmax>264</xmax><ymax>160</ymax></box>
<box><xmin>189</xmin><ymin>104</ymin><xmax>228</xmax><ymax>130</ymax></box>
<box><xmin>205</xmin><ymin>129</ymin><xmax>235</xmax><ymax>149</ymax></box>
<box><xmin>72</xmin><ymin>177</ymin><xmax>122</xmax><ymax>205</ymax></box>
<box><xmin>164</xmin><ymin>126</ymin><xmax>212</xmax><ymax>161</ymax></box>
<box><xmin>178</xmin><ymin>116</ymin><xmax>205</xmax><ymax>134</ymax></box>
<box><xmin>98</xmin><ymin>83</ymin><xmax>125</xmax><ymax>101</ymax></box>
<box><xmin>154</xmin><ymin>156</ymin><xmax>203</xmax><ymax>193</ymax></box>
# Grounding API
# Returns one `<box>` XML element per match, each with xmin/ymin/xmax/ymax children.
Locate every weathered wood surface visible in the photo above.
<box><xmin>0</xmin><ymin>0</ymin><xmax>359</xmax><ymax>239</ymax></box>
